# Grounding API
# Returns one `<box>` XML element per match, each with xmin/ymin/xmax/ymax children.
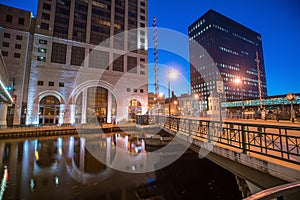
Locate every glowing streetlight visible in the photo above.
<box><xmin>286</xmin><ymin>93</ymin><xmax>296</xmax><ymax>123</ymax></box>
<box><xmin>158</xmin><ymin>92</ymin><xmax>165</xmax><ymax>115</ymax></box>
<box><xmin>168</xmin><ymin>70</ymin><xmax>177</xmax><ymax>116</ymax></box>
<box><xmin>234</xmin><ymin>76</ymin><xmax>244</xmax><ymax>118</ymax></box>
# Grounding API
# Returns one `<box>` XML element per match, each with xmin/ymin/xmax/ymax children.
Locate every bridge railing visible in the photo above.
<box><xmin>137</xmin><ymin>115</ymin><xmax>300</xmax><ymax>165</ymax></box>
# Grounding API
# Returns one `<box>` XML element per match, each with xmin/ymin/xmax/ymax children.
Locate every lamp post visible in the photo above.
<box><xmin>234</xmin><ymin>77</ymin><xmax>244</xmax><ymax>118</ymax></box>
<box><xmin>194</xmin><ymin>94</ymin><xmax>199</xmax><ymax>116</ymax></box>
<box><xmin>286</xmin><ymin>92</ymin><xmax>295</xmax><ymax>123</ymax></box>
<box><xmin>168</xmin><ymin>70</ymin><xmax>177</xmax><ymax>116</ymax></box>
<box><xmin>158</xmin><ymin>93</ymin><xmax>165</xmax><ymax>115</ymax></box>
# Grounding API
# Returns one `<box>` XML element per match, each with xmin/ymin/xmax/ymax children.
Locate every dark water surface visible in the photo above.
<box><xmin>0</xmin><ymin>132</ymin><xmax>242</xmax><ymax>200</ymax></box>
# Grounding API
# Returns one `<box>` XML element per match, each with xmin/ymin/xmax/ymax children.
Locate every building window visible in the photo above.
<box><xmin>140</xmin><ymin>57</ymin><xmax>145</xmax><ymax>62</ymax></box>
<box><xmin>15</xmin><ymin>44</ymin><xmax>21</xmax><ymax>49</ymax></box>
<box><xmin>140</xmin><ymin>89</ymin><xmax>144</xmax><ymax>93</ymax></box>
<box><xmin>18</xmin><ymin>18</ymin><xmax>25</xmax><ymax>25</ymax></box>
<box><xmin>134</xmin><ymin>89</ymin><xmax>137</xmax><ymax>92</ymax></box>
<box><xmin>140</xmin><ymin>23</ymin><xmax>145</xmax><ymax>27</ymax></box>
<box><xmin>71</xmin><ymin>46</ymin><xmax>85</xmax><ymax>66</ymax></box>
<box><xmin>140</xmin><ymin>16</ymin><xmax>145</xmax><ymax>20</ymax></box>
<box><xmin>43</xmin><ymin>3</ymin><xmax>51</xmax><ymax>10</ymax></box>
<box><xmin>140</xmin><ymin>8</ymin><xmax>145</xmax><ymax>13</ymax></box>
<box><xmin>127</xmin><ymin>56</ymin><xmax>137</xmax><ymax>73</ymax></box>
<box><xmin>51</xmin><ymin>42</ymin><xmax>67</xmax><ymax>64</ymax></box>
<box><xmin>41</xmin><ymin>13</ymin><xmax>50</xmax><ymax>20</ymax></box>
<box><xmin>140</xmin><ymin>64</ymin><xmax>145</xmax><ymax>68</ymax></box>
<box><xmin>14</xmin><ymin>53</ymin><xmax>21</xmax><ymax>58</ymax></box>
<box><xmin>37</xmin><ymin>81</ymin><xmax>44</xmax><ymax>86</ymax></box>
<box><xmin>59</xmin><ymin>82</ymin><xmax>64</xmax><ymax>87</ymax></box>
<box><xmin>140</xmin><ymin>1</ymin><xmax>145</xmax><ymax>6</ymax></box>
<box><xmin>4</xmin><ymin>33</ymin><xmax>10</xmax><ymax>38</ymax></box>
<box><xmin>37</xmin><ymin>56</ymin><xmax>46</xmax><ymax>62</ymax></box>
<box><xmin>88</xmin><ymin>49</ymin><xmax>109</xmax><ymax>70</ymax></box>
<box><xmin>112</xmin><ymin>54</ymin><xmax>124</xmax><ymax>72</ymax></box>
<box><xmin>140</xmin><ymin>71</ymin><xmax>145</xmax><ymax>75</ymax></box>
<box><xmin>127</xmin><ymin>88</ymin><xmax>130</xmax><ymax>92</ymax></box>
<box><xmin>38</xmin><ymin>47</ymin><xmax>47</xmax><ymax>53</ymax></box>
<box><xmin>2</xmin><ymin>42</ymin><xmax>9</xmax><ymax>47</ymax></box>
<box><xmin>16</xmin><ymin>35</ymin><xmax>23</xmax><ymax>40</ymax></box>
<box><xmin>48</xmin><ymin>82</ymin><xmax>54</xmax><ymax>86</ymax></box>
<box><xmin>39</xmin><ymin>39</ymin><xmax>47</xmax><ymax>44</ymax></box>
<box><xmin>6</xmin><ymin>15</ymin><xmax>13</xmax><ymax>23</ymax></box>
<box><xmin>41</xmin><ymin>23</ymin><xmax>49</xmax><ymax>30</ymax></box>
<box><xmin>1</xmin><ymin>51</ymin><xmax>8</xmax><ymax>57</ymax></box>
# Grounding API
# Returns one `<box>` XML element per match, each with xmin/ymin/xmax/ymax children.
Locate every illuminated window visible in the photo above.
<box><xmin>37</xmin><ymin>56</ymin><xmax>46</xmax><ymax>62</ymax></box>
<box><xmin>38</xmin><ymin>48</ymin><xmax>47</xmax><ymax>53</ymax></box>
<box><xmin>39</xmin><ymin>39</ymin><xmax>47</xmax><ymax>44</ymax></box>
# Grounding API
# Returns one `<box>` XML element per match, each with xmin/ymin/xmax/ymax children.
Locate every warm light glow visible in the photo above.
<box><xmin>58</xmin><ymin>149</ymin><xmax>62</xmax><ymax>155</ymax></box>
<box><xmin>35</xmin><ymin>151</ymin><xmax>39</xmax><ymax>161</ymax></box>
<box><xmin>234</xmin><ymin>77</ymin><xmax>241</xmax><ymax>84</ymax></box>
<box><xmin>173</xmin><ymin>100</ymin><xmax>178</xmax><ymax>105</ymax></box>
<box><xmin>194</xmin><ymin>94</ymin><xmax>199</xmax><ymax>99</ymax></box>
<box><xmin>158</xmin><ymin>93</ymin><xmax>164</xmax><ymax>98</ymax></box>
<box><xmin>168</xmin><ymin>70</ymin><xmax>177</xmax><ymax>80</ymax></box>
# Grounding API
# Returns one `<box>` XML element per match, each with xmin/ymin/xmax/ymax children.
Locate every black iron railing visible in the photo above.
<box><xmin>136</xmin><ymin>115</ymin><xmax>300</xmax><ymax>164</ymax></box>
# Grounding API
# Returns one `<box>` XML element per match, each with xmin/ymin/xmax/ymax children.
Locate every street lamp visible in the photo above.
<box><xmin>168</xmin><ymin>70</ymin><xmax>177</xmax><ymax>116</ymax></box>
<box><xmin>234</xmin><ymin>77</ymin><xmax>244</xmax><ymax>118</ymax></box>
<box><xmin>158</xmin><ymin>92</ymin><xmax>165</xmax><ymax>115</ymax></box>
<box><xmin>286</xmin><ymin>92</ymin><xmax>296</xmax><ymax>123</ymax></box>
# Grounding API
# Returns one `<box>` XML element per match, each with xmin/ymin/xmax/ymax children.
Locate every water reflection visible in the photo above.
<box><xmin>0</xmin><ymin>133</ymin><xmax>242</xmax><ymax>199</ymax></box>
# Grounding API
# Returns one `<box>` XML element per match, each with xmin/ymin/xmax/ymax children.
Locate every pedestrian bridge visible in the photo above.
<box><xmin>0</xmin><ymin>55</ymin><xmax>13</xmax><ymax>104</ymax></box>
<box><xmin>137</xmin><ymin>115</ymin><xmax>300</xmax><ymax>198</ymax></box>
<box><xmin>0</xmin><ymin>55</ymin><xmax>13</xmax><ymax>127</ymax></box>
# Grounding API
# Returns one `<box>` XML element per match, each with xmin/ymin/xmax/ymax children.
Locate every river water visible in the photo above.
<box><xmin>0</xmin><ymin>132</ymin><xmax>242</xmax><ymax>200</ymax></box>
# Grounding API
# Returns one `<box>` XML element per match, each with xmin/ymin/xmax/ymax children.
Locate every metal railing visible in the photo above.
<box><xmin>137</xmin><ymin>115</ymin><xmax>300</xmax><ymax>165</ymax></box>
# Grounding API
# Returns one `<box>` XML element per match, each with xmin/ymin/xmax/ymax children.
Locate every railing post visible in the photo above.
<box><xmin>207</xmin><ymin>121</ymin><xmax>210</xmax><ymax>143</ymax></box>
<box><xmin>188</xmin><ymin>119</ymin><xmax>191</xmax><ymax>136</ymax></box>
<box><xmin>241</xmin><ymin>124</ymin><xmax>247</xmax><ymax>153</ymax></box>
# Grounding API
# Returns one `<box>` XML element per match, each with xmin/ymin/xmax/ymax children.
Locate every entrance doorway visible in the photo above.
<box><xmin>128</xmin><ymin>100</ymin><xmax>142</xmax><ymax>120</ymax></box>
<box><xmin>39</xmin><ymin>96</ymin><xmax>60</xmax><ymax>125</ymax></box>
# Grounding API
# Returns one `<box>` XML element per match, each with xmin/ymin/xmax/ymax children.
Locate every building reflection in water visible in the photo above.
<box><xmin>0</xmin><ymin>133</ymin><xmax>242</xmax><ymax>199</ymax></box>
<box><xmin>0</xmin><ymin>134</ymin><xmax>153</xmax><ymax>199</ymax></box>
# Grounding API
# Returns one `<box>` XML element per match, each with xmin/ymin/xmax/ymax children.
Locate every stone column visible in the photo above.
<box><xmin>107</xmin><ymin>91</ymin><xmax>112</xmax><ymax>123</ymax></box>
<box><xmin>0</xmin><ymin>103</ymin><xmax>7</xmax><ymax>127</ymax></box>
<box><xmin>81</xmin><ymin>88</ymin><xmax>87</xmax><ymax>124</ymax></box>
<box><xmin>59</xmin><ymin>104</ymin><xmax>65</xmax><ymax>124</ymax></box>
<box><xmin>69</xmin><ymin>104</ymin><xmax>76</xmax><ymax>124</ymax></box>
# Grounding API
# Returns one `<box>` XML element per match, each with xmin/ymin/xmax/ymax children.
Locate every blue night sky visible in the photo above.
<box><xmin>1</xmin><ymin>0</ymin><xmax>300</xmax><ymax>97</ymax></box>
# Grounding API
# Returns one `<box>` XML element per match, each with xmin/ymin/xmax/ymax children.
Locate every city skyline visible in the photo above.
<box><xmin>1</xmin><ymin>0</ymin><xmax>300</xmax><ymax>97</ymax></box>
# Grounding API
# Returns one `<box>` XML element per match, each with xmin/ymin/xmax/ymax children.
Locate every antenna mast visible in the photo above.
<box><xmin>255</xmin><ymin>51</ymin><xmax>263</xmax><ymax>109</ymax></box>
<box><xmin>153</xmin><ymin>17</ymin><xmax>159</xmax><ymax>96</ymax></box>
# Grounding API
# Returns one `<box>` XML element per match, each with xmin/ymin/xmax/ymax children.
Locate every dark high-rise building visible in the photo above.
<box><xmin>189</xmin><ymin>9</ymin><xmax>267</xmax><ymax>110</ymax></box>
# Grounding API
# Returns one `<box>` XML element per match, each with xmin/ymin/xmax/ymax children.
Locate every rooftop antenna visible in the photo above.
<box><xmin>152</xmin><ymin>17</ymin><xmax>159</xmax><ymax>96</ymax></box>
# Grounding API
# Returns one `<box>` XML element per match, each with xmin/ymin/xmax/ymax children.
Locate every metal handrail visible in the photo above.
<box><xmin>244</xmin><ymin>181</ymin><xmax>300</xmax><ymax>200</ymax></box>
<box><xmin>137</xmin><ymin>115</ymin><xmax>300</xmax><ymax>165</ymax></box>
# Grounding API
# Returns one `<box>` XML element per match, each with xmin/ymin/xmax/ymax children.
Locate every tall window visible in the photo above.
<box><xmin>51</xmin><ymin>42</ymin><xmax>67</xmax><ymax>64</ymax></box>
<box><xmin>88</xmin><ymin>49</ymin><xmax>109</xmax><ymax>70</ymax></box>
<box><xmin>127</xmin><ymin>56</ymin><xmax>137</xmax><ymax>73</ymax></box>
<box><xmin>113</xmin><ymin>54</ymin><xmax>124</xmax><ymax>72</ymax></box>
<box><xmin>71</xmin><ymin>46</ymin><xmax>85</xmax><ymax>66</ymax></box>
